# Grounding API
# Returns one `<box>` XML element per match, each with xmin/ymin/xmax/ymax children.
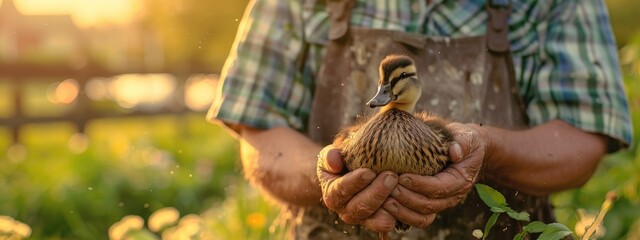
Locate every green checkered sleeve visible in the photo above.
<box><xmin>522</xmin><ymin>0</ymin><xmax>632</xmax><ymax>147</ymax></box>
<box><xmin>207</xmin><ymin>0</ymin><xmax>312</xmax><ymax>131</ymax></box>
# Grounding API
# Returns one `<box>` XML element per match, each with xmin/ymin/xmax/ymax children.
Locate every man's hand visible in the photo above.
<box><xmin>317</xmin><ymin>145</ymin><xmax>398</xmax><ymax>233</ymax></box>
<box><xmin>382</xmin><ymin>123</ymin><xmax>486</xmax><ymax>228</ymax></box>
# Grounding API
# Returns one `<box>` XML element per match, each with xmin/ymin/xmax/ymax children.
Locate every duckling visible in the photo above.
<box><xmin>333</xmin><ymin>54</ymin><xmax>453</xmax><ymax>233</ymax></box>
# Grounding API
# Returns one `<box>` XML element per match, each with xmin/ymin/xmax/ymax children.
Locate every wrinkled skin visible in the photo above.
<box><xmin>317</xmin><ymin>122</ymin><xmax>485</xmax><ymax>231</ymax></box>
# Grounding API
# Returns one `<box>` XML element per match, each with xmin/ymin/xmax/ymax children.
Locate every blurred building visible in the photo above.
<box><xmin>0</xmin><ymin>0</ymin><xmax>84</xmax><ymax>65</ymax></box>
<box><xmin>0</xmin><ymin>0</ymin><xmax>163</xmax><ymax>71</ymax></box>
<box><xmin>84</xmin><ymin>24</ymin><xmax>164</xmax><ymax>71</ymax></box>
<box><xmin>0</xmin><ymin>0</ymin><xmax>215</xmax><ymax>143</ymax></box>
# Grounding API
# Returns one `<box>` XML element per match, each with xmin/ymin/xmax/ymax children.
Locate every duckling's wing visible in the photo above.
<box><xmin>333</xmin><ymin>124</ymin><xmax>360</xmax><ymax>148</ymax></box>
<box><xmin>334</xmin><ymin>112</ymin><xmax>377</xmax><ymax>148</ymax></box>
<box><xmin>415</xmin><ymin>112</ymin><xmax>454</xmax><ymax>143</ymax></box>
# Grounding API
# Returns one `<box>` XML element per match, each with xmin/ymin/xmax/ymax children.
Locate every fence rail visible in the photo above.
<box><xmin>1</xmin><ymin>63</ymin><xmax>212</xmax><ymax>143</ymax></box>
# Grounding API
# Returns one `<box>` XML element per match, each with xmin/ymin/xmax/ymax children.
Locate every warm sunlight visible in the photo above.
<box><xmin>11</xmin><ymin>0</ymin><xmax>139</xmax><ymax>27</ymax></box>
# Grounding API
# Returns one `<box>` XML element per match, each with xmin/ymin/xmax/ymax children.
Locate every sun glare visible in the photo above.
<box><xmin>11</xmin><ymin>0</ymin><xmax>139</xmax><ymax>27</ymax></box>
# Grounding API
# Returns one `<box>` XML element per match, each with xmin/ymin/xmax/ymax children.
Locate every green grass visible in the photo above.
<box><xmin>0</xmin><ymin>113</ymin><xmax>280</xmax><ymax>239</ymax></box>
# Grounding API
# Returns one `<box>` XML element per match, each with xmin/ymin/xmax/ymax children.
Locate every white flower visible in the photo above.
<box><xmin>0</xmin><ymin>216</ymin><xmax>32</xmax><ymax>238</ymax></box>
<box><xmin>12</xmin><ymin>221</ymin><xmax>32</xmax><ymax>238</ymax></box>
<box><xmin>148</xmin><ymin>207</ymin><xmax>179</xmax><ymax>232</ymax></box>
<box><xmin>472</xmin><ymin>229</ymin><xmax>483</xmax><ymax>239</ymax></box>
<box><xmin>0</xmin><ymin>216</ymin><xmax>15</xmax><ymax>234</ymax></box>
<box><xmin>109</xmin><ymin>215</ymin><xmax>144</xmax><ymax>240</ymax></box>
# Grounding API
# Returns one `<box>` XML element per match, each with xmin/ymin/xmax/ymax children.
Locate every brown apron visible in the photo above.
<box><xmin>297</xmin><ymin>0</ymin><xmax>556</xmax><ymax>239</ymax></box>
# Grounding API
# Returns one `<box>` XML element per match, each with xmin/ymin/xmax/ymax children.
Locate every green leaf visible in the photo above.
<box><xmin>524</xmin><ymin>221</ymin><xmax>547</xmax><ymax>233</ymax></box>
<box><xmin>506</xmin><ymin>210</ymin><xmax>530</xmax><ymax>222</ymax></box>
<box><xmin>513</xmin><ymin>232</ymin><xmax>525</xmax><ymax>240</ymax></box>
<box><xmin>475</xmin><ymin>184</ymin><xmax>507</xmax><ymax>208</ymax></box>
<box><xmin>490</xmin><ymin>207</ymin><xmax>507</xmax><ymax>213</ymax></box>
<box><xmin>538</xmin><ymin>223</ymin><xmax>574</xmax><ymax>240</ymax></box>
<box><xmin>483</xmin><ymin>212</ymin><xmax>500</xmax><ymax>240</ymax></box>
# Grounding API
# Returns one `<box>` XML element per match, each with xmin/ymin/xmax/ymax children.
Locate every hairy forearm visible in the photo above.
<box><xmin>476</xmin><ymin>120</ymin><xmax>608</xmax><ymax>196</ymax></box>
<box><xmin>239</xmin><ymin>126</ymin><xmax>323</xmax><ymax>206</ymax></box>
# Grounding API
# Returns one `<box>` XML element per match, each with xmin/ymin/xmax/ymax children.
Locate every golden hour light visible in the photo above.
<box><xmin>185</xmin><ymin>75</ymin><xmax>218</xmax><ymax>111</ymax></box>
<box><xmin>2</xmin><ymin>0</ymin><xmax>640</xmax><ymax>239</ymax></box>
<box><xmin>67</xmin><ymin>132</ymin><xmax>89</xmax><ymax>154</ymax></box>
<box><xmin>11</xmin><ymin>0</ymin><xmax>139</xmax><ymax>27</ymax></box>
<box><xmin>46</xmin><ymin>79</ymin><xmax>79</xmax><ymax>105</ymax></box>
<box><xmin>109</xmin><ymin>74</ymin><xmax>176</xmax><ymax>109</ymax></box>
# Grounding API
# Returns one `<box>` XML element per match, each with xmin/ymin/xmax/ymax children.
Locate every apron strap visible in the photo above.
<box><xmin>486</xmin><ymin>0</ymin><xmax>512</xmax><ymax>53</ymax></box>
<box><xmin>327</xmin><ymin>0</ymin><xmax>355</xmax><ymax>40</ymax></box>
<box><xmin>326</xmin><ymin>0</ymin><xmax>512</xmax><ymax>52</ymax></box>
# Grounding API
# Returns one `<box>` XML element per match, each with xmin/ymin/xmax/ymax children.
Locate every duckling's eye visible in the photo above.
<box><xmin>400</xmin><ymin>72</ymin><xmax>408</xmax><ymax>78</ymax></box>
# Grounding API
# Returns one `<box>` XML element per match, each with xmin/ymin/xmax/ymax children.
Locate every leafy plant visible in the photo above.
<box><xmin>475</xmin><ymin>184</ymin><xmax>577</xmax><ymax>240</ymax></box>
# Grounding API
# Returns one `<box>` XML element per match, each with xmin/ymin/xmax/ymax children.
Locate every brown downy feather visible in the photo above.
<box><xmin>334</xmin><ymin>109</ymin><xmax>453</xmax><ymax>176</ymax></box>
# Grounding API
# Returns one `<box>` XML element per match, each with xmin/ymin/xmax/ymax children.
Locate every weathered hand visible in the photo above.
<box><xmin>317</xmin><ymin>145</ymin><xmax>398</xmax><ymax>233</ymax></box>
<box><xmin>383</xmin><ymin>122</ymin><xmax>486</xmax><ymax>228</ymax></box>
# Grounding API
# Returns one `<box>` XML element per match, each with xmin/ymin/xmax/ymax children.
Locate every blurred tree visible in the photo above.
<box><xmin>606</xmin><ymin>0</ymin><xmax>640</xmax><ymax>46</ymax></box>
<box><xmin>140</xmin><ymin>0</ymin><xmax>249</xmax><ymax>72</ymax></box>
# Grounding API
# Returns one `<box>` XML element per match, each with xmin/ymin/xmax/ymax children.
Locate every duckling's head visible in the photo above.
<box><xmin>366</xmin><ymin>55</ymin><xmax>421</xmax><ymax>112</ymax></box>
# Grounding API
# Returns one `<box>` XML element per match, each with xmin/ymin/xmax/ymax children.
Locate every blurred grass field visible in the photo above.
<box><xmin>0</xmin><ymin>114</ymin><xmax>283</xmax><ymax>239</ymax></box>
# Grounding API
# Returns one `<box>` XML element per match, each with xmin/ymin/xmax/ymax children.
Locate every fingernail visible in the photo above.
<box><xmin>362</xmin><ymin>171</ymin><xmax>376</xmax><ymax>181</ymax></box>
<box><xmin>392</xmin><ymin>188</ymin><xmax>400</xmax><ymax>197</ymax></box>
<box><xmin>383</xmin><ymin>174</ymin><xmax>397</xmax><ymax>190</ymax></box>
<box><xmin>399</xmin><ymin>176</ymin><xmax>412</xmax><ymax>187</ymax></box>
<box><xmin>453</xmin><ymin>143</ymin><xmax>462</xmax><ymax>160</ymax></box>
<box><xmin>386</xmin><ymin>202</ymin><xmax>398</xmax><ymax>213</ymax></box>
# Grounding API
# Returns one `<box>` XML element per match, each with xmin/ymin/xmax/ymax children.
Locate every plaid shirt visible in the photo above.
<box><xmin>208</xmin><ymin>0</ymin><xmax>633</xmax><ymax>146</ymax></box>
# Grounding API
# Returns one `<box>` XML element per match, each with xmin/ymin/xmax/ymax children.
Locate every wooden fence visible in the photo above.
<box><xmin>0</xmin><ymin>63</ymin><xmax>211</xmax><ymax>143</ymax></box>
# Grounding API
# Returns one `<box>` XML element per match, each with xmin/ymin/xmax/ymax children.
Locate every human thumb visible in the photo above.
<box><xmin>319</xmin><ymin>145</ymin><xmax>344</xmax><ymax>174</ymax></box>
<box><xmin>449</xmin><ymin>142</ymin><xmax>463</xmax><ymax>162</ymax></box>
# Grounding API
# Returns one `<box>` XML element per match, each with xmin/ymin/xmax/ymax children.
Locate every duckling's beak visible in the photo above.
<box><xmin>367</xmin><ymin>84</ymin><xmax>396</xmax><ymax>108</ymax></box>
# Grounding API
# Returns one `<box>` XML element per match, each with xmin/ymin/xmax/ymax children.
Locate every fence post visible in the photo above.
<box><xmin>72</xmin><ymin>74</ymin><xmax>91</xmax><ymax>135</ymax></box>
<box><xmin>10</xmin><ymin>78</ymin><xmax>23</xmax><ymax>143</ymax></box>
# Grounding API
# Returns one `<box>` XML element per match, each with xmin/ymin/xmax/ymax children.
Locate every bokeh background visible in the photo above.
<box><xmin>0</xmin><ymin>0</ymin><xmax>639</xmax><ymax>239</ymax></box>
